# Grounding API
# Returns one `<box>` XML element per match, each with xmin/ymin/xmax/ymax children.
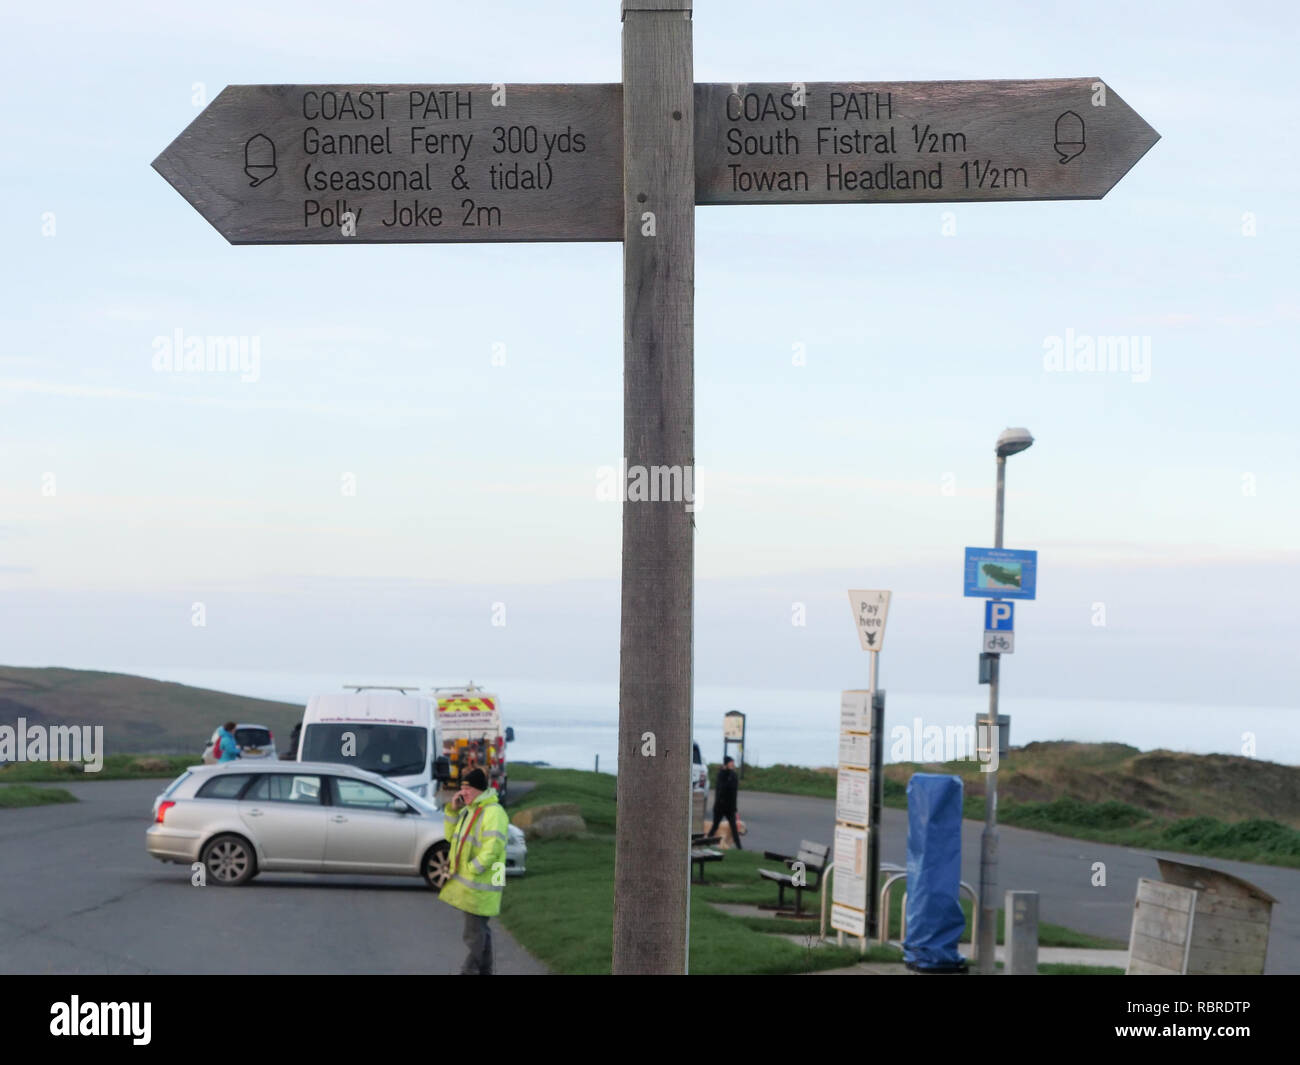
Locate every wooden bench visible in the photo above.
<box><xmin>758</xmin><ymin>840</ymin><xmax>829</xmax><ymax>916</ymax></box>
<box><xmin>691</xmin><ymin>834</ymin><xmax>724</xmax><ymax>883</ymax></box>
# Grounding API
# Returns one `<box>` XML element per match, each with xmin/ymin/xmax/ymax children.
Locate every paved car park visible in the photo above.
<box><xmin>0</xmin><ymin>778</ymin><xmax>546</xmax><ymax>974</ymax></box>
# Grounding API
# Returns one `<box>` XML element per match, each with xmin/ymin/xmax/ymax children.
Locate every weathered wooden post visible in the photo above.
<box><xmin>612</xmin><ymin>0</ymin><xmax>696</xmax><ymax>976</ymax></box>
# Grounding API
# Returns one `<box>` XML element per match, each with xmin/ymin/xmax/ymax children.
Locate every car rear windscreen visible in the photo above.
<box><xmin>235</xmin><ymin>728</ymin><xmax>272</xmax><ymax>747</ymax></box>
<box><xmin>162</xmin><ymin>771</ymin><xmax>192</xmax><ymax>797</ymax></box>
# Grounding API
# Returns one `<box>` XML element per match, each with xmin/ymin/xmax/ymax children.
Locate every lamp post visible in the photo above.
<box><xmin>976</xmin><ymin>427</ymin><xmax>1033</xmax><ymax>975</ymax></box>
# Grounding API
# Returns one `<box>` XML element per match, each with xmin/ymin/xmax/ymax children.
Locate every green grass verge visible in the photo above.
<box><xmin>1000</xmin><ymin>803</ymin><xmax>1300</xmax><ymax>867</ymax></box>
<box><xmin>0</xmin><ymin>784</ymin><xmax>78</xmax><ymax>808</ymax></box>
<box><xmin>506</xmin><ymin>765</ymin><xmax>617</xmax><ymax>832</ymax></box>
<box><xmin>499</xmin><ymin>767</ymin><xmax>1121</xmax><ymax>973</ymax></box>
<box><xmin>995</xmin><ymin>803</ymin><xmax>1300</xmax><ymax>868</ymax></box>
<box><xmin>721</xmin><ymin>763</ymin><xmax>1300</xmax><ymax>869</ymax></box>
<box><xmin>692</xmin><ymin>850</ymin><xmax>1121</xmax><ymax>949</ymax></box>
<box><xmin>502</xmin><ymin>767</ymin><xmax>889</xmax><ymax>974</ymax></box>
<box><xmin>724</xmin><ymin>763</ymin><xmax>840</xmax><ymax>798</ymax></box>
<box><xmin>498</xmin><ymin>833</ymin><xmax>867</xmax><ymax>974</ymax></box>
<box><xmin>0</xmin><ymin>754</ymin><xmax>202</xmax><ymax>782</ymax></box>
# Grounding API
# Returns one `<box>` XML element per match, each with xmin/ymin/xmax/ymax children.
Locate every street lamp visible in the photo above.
<box><xmin>977</xmin><ymin>427</ymin><xmax>1033</xmax><ymax>975</ymax></box>
<box><xmin>996</xmin><ymin>427</ymin><xmax>1034</xmax><ymax>457</ymax></box>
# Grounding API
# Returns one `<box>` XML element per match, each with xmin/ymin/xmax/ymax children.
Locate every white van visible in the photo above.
<box><xmin>296</xmin><ymin>689</ymin><xmax>444</xmax><ymax>799</ymax></box>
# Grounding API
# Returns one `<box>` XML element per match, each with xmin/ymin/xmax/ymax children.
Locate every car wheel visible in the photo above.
<box><xmin>202</xmin><ymin>834</ymin><xmax>256</xmax><ymax>886</ymax></box>
<box><xmin>423</xmin><ymin>842</ymin><xmax>452</xmax><ymax>890</ymax></box>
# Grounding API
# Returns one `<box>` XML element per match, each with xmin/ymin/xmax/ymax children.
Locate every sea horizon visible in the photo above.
<box><xmin>83</xmin><ymin>663</ymin><xmax>1300</xmax><ymax>772</ymax></box>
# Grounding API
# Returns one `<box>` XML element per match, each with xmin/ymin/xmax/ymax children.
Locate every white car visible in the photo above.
<box><xmin>202</xmin><ymin>723</ymin><xmax>278</xmax><ymax>763</ymax></box>
<box><xmin>692</xmin><ymin>741</ymin><xmax>708</xmax><ymax>796</ymax></box>
<box><xmin>504</xmin><ymin>823</ymin><xmax>527</xmax><ymax>877</ymax></box>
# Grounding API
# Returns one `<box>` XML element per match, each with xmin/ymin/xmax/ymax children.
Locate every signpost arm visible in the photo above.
<box><xmin>613</xmin><ymin>0</ymin><xmax>695</xmax><ymax>976</ymax></box>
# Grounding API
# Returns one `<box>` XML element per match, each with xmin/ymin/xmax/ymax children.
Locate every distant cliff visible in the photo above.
<box><xmin>0</xmin><ymin>666</ymin><xmax>301</xmax><ymax>756</ymax></box>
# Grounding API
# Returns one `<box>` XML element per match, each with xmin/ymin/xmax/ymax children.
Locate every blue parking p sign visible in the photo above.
<box><xmin>984</xmin><ymin>601</ymin><xmax>1014</xmax><ymax>631</ymax></box>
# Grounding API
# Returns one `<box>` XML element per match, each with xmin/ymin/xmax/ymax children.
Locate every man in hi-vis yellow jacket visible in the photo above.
<box><xmin>440</xmin><ymin>767</ymin><xmax>509</xmax><ymax>975</ymax></box>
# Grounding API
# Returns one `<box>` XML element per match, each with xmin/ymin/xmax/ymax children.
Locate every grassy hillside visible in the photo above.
<box><xmin>728</xmin><ymin>741</ymin><xmax>1300</xmax><ymax>828</ymax></box>
<box><xmin>0</xmin><ymin>666</ymin><xmax>302</xmax><ymax>756</ymax></box>
<box><xmin>882</xmin><ymin>741</ymin><xmax>1300</xmax><ymax>827</ymax></box>
<box><xmin>720</xmin><ymin>742</ymin><xmax>1300</xmax><ymax>868</ymax></box>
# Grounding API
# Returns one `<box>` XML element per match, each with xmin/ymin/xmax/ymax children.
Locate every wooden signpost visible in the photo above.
<box><xmin>695</xmin><ymin>79</ymin><xmax>1158</xmax><ymax>204</ymax></box>
<box><xmin>154</xmin><ymin>83</ymin><xmax>623</xmax><ymax>243</ymax></box>
<box><xmin>156</xmin><ymin>78</ymin><xmax>1159</xmax><ymax>241</ymax></box>
<box><xmin>154</xmin><ymin>0</ymin><xmax>1158</xmax><ymax>975</ymax></box>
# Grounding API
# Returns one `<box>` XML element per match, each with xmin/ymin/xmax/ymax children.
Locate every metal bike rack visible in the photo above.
<box><xmin>878</xmin><ymin>873</ymin><xmax>980</xmax><ymax>963</ymax></box>
<box><xmin>878</xmin><ymin>872</ymin><xmax>907</xmax><ymax>944</ymax></box>
<box><xmin>818</xmin><ymin>861</ymin><xmax>834</xmax><ymax>942</ymax></box>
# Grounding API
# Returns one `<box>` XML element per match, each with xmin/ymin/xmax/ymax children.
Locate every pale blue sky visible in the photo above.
<box><xmin>1</xmin><ymin>1</ymin><xmax>1297</xmax><ymax>743</ymax></box>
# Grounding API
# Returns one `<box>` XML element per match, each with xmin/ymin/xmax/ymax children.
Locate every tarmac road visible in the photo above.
<box><xmin>0</xmin><ymin>778</ymin><xmax>546</xmax><ymax>975</ymax></box>
<box><xmin>729</xmin><ymin>789</ymin><xmax>1300</xmax><ymax>974</ymax></box>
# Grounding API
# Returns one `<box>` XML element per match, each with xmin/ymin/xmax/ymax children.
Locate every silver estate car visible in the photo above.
<box><xmin>147</xmin><ymin>761</ymin><xmax>453</xmax><ymax>888</ymax></box>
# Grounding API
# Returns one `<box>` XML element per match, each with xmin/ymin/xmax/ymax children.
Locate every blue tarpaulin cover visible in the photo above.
<box><xmin>903</xmin><ymin>773</ymin><xmax>967</xmax><ymax>970</ymax></box>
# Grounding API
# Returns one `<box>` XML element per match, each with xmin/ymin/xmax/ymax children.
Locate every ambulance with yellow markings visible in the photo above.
<box><xmin>433</xmin><ymin>684</ymin><xmax>514</xmax><ymax>804</ymax></box>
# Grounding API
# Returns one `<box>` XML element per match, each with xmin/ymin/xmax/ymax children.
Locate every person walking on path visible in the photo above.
<box><xmin>440</xmin><ymin>767</ymin><xmax>509</xmax><ymax>975</ymax></box>
<box><xmin>708</xmin><ymin>756</ymin><xmax>742</xmax><ymax>849</ymax></box>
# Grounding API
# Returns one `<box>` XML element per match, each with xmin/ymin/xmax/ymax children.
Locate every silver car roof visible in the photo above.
<box><xmin>183</xmin><ymin>760</ymin><xmax>390</xmax><ymax>783</ymax></box>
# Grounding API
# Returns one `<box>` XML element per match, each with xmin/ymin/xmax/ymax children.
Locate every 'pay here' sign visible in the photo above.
<box><xmin>848</xmin><ymin>589</ymin><xmax>891</xmax><ymax>652</ymax></box>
